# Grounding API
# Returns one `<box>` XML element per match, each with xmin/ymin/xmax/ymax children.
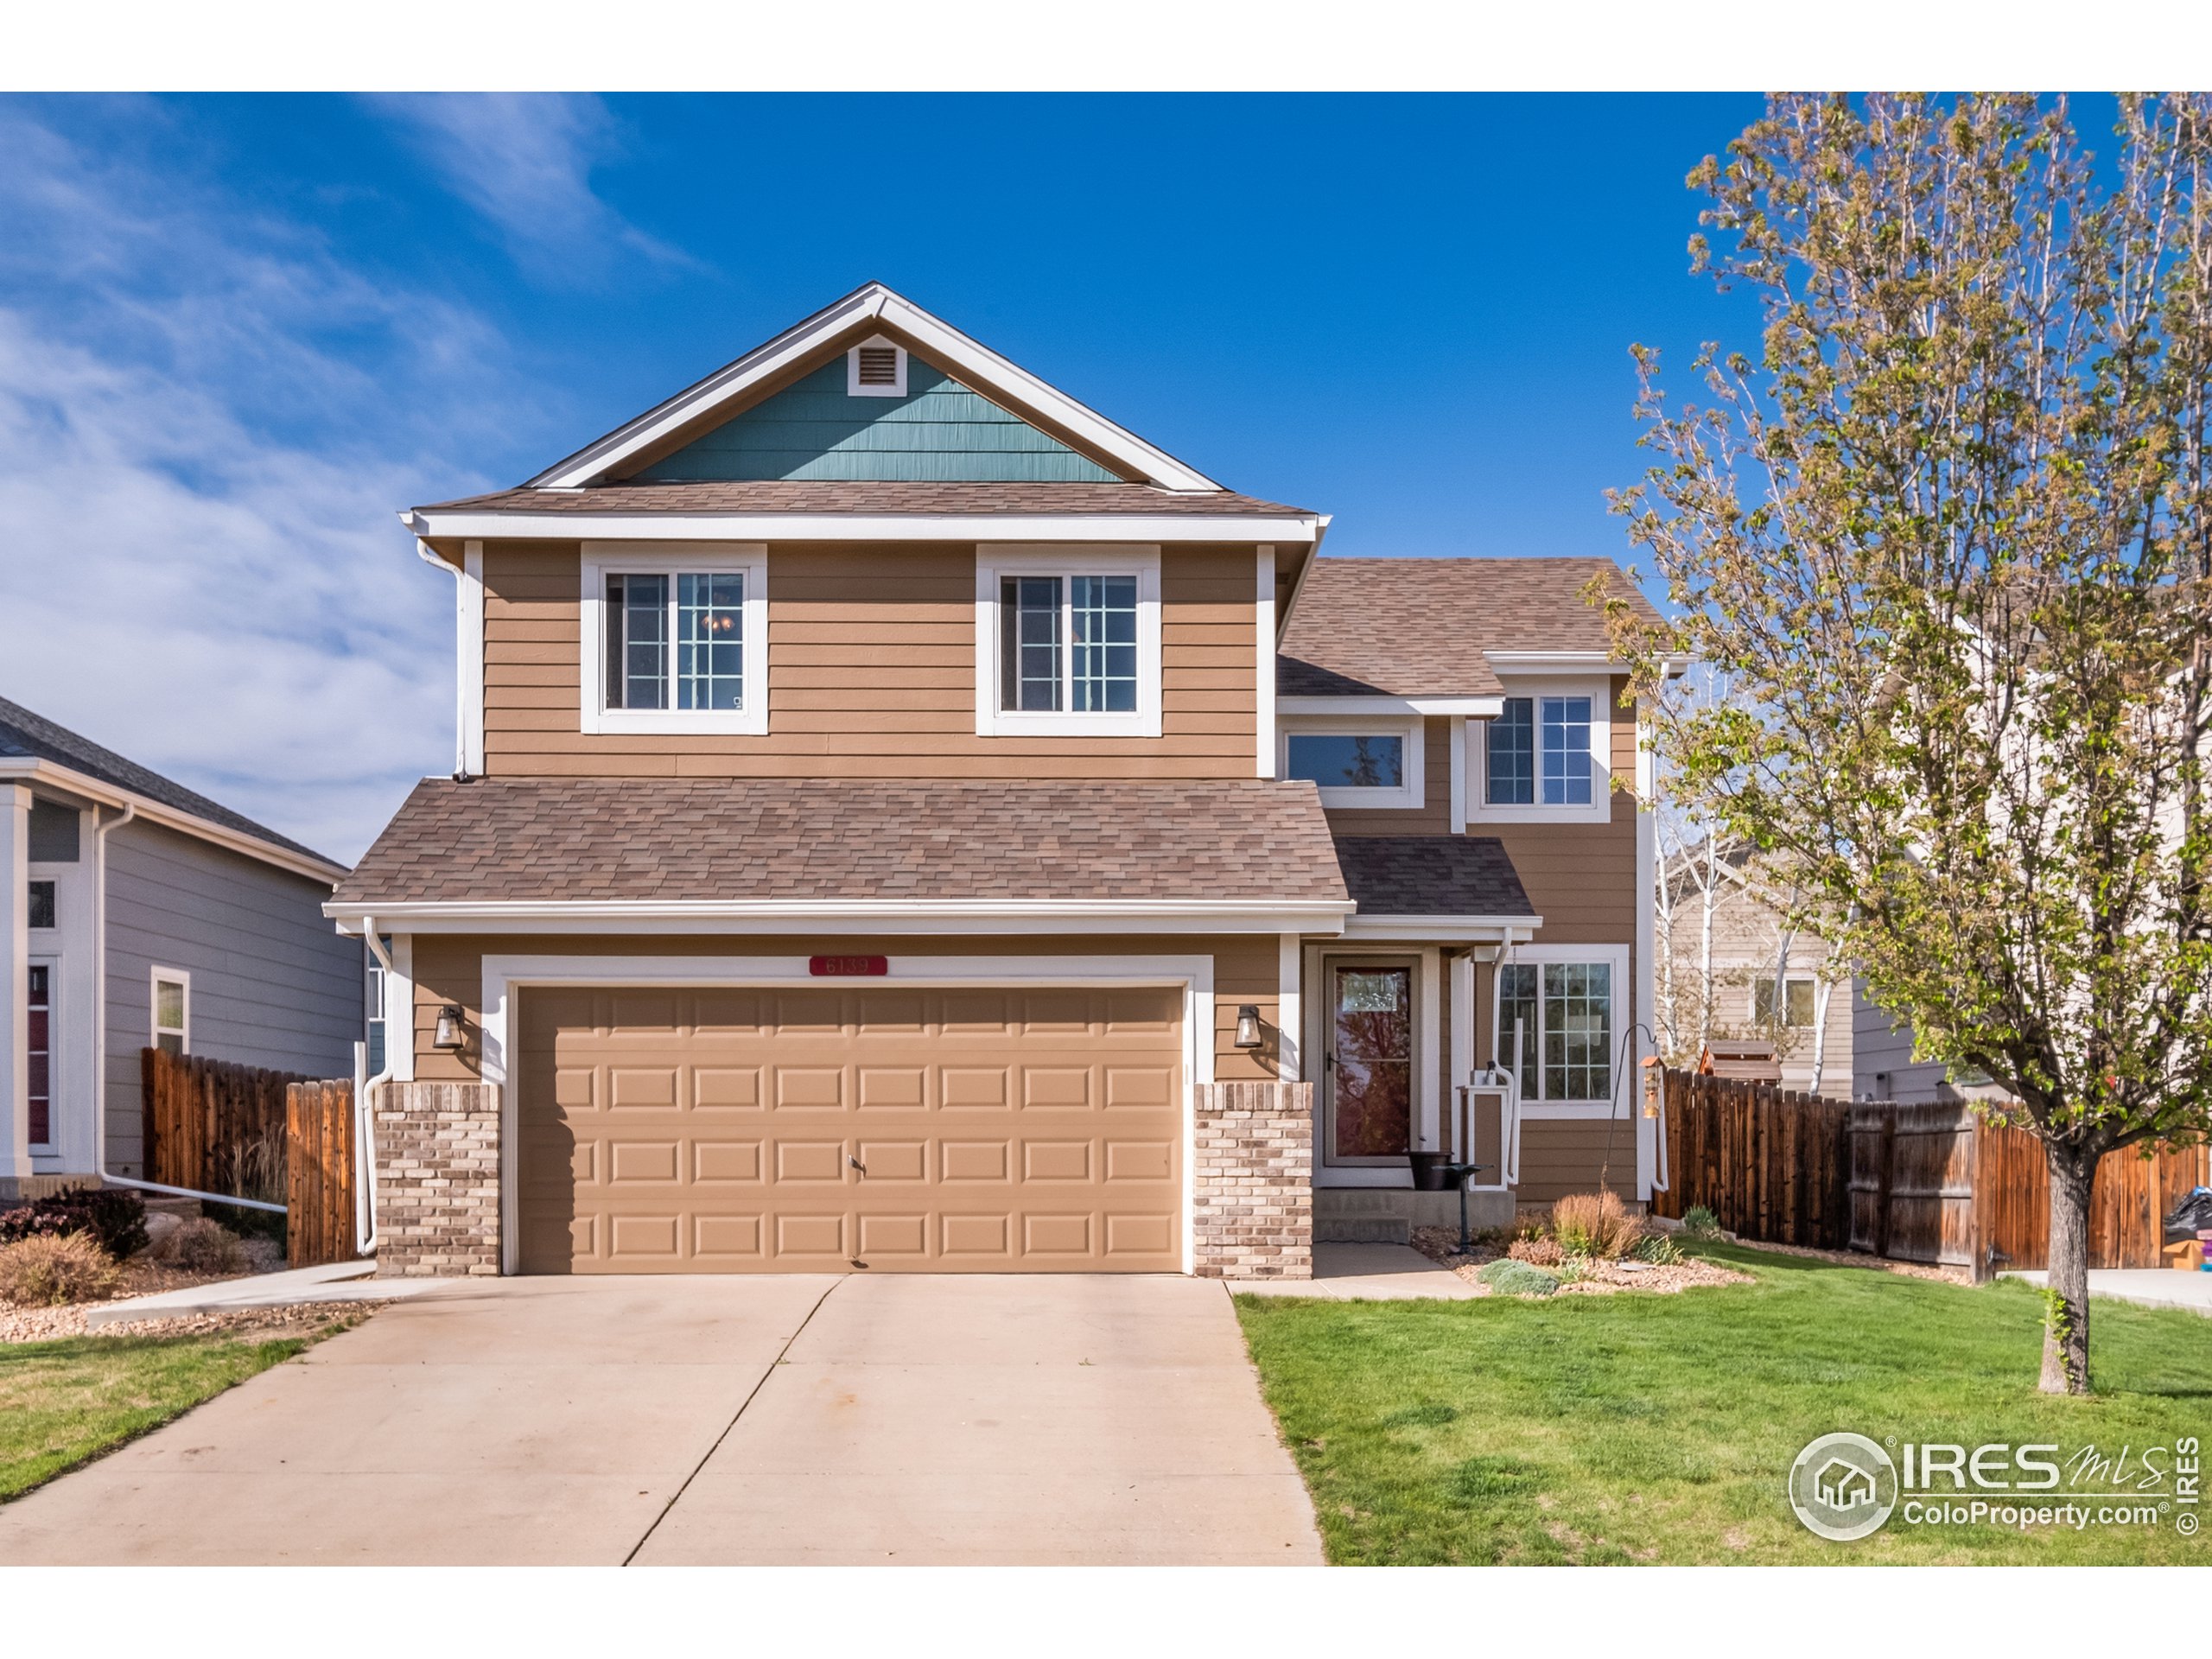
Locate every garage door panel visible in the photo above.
<box><xmin>519</xmin><ymin>983</ymin><xmax>1183</xmax><ymax>1274</ymax></box>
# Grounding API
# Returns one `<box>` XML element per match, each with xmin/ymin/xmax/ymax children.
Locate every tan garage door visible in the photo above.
<box><xmin>516</xmin><ymin>984</ymin><xmax>1185</xmax><ymax>1274</ymax></box>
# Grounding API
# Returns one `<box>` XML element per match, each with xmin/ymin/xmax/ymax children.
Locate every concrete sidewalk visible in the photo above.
<box><xmin>1236</xmin><ymin>1243</ymin><xmax>1479</xmax><ymax>1300</ymax></box>
<box><xmin>0</xmin><ymin>1274</ymin><xmax>1321</xmax><ymax>1566</ymax></box>
<box><xmin>83</xmin><ymin>1261</ymin><xmax>439</xmax><ymax>1328</ymax></box>
<box><xmin>2005</xmin><ymin>1268</ymin><xmax>2212</xmax><ymax>1317</ymax></box>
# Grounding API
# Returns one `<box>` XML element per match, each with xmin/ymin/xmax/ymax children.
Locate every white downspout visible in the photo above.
<box><xmin>92</xmin><ymin>803</ymin><xmax>283</xmax><ymax>1214</ymax></box>
<box><xmin>354</xmin><ymin>922</ymin><xmax>394</xmax><ymax>1255</ymax></box>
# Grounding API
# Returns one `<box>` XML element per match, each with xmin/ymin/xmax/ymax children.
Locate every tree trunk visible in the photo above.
<box><xmin>2038</xmin><ymin>1141</ymin><xmax>2099</xmax><ymax>1395</ymax></box>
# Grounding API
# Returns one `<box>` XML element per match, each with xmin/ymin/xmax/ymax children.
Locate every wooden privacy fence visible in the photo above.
<box><xmin>1649</xmin><ymin>1069</ymin><xmax>1854</xmax><ymax>1249</ymax></box>
<box><xmin>1650</xmin><ymin>1066</ymin><xmax>2211</xmax><ymax>1276</ymax></box>
<box><xmin>140</xmin><ymin>1046</ymin><xmax>359</xmax><ymax>1268</ymax></box>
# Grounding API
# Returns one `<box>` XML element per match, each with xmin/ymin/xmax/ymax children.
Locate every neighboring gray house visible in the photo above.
<box><xmin>1852</xmin><ymin>982</ymin><xmax>2010</xmax><ymax>1107</ymax></box>
<box><xmin>0</xmin><ymin>696</ymin><xmax>361</xmax><ymax>1200</ymax></box>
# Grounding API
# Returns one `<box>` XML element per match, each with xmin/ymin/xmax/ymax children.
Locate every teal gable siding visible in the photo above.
<box><xmin>633</xmin><ymin>358</ymin><xmax>1122</xmax><ymax>483</ymax></box>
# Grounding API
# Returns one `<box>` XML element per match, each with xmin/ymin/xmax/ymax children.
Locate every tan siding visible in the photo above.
<box><xmin>479</xmin><ymin>542</ymin><xmax>1261</xmax><ymax>779</ymax></box>
<box><xmin>1513</xmin><ymin>1120</ymin><xmax>1635</xmax><ymax>1205</ymax></box>
<box><xmin>409</xmin><ymin>932</ymin><xmax>1281</xmax><ymax>1084</ymax></box>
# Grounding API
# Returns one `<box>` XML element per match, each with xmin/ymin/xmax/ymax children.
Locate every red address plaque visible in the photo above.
<box><xmin>809</xmin><ymin>955</ymin><xmax>888</xmax><ymax>977</ymax></box>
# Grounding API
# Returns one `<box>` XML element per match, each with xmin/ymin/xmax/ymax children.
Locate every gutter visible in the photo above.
<box><xmin>90</xmin><ymin>802</ymin><xmax>283</xmax><ymax>1215</ymax></box>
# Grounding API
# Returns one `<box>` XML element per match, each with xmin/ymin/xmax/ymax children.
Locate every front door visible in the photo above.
<box><xmin>1325</xmin><ymin>962</ymin><xmax>1413</xmax><ymax>1164</ymax></box>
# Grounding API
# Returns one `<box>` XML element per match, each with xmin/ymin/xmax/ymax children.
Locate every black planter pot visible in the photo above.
<box><xmin>1408</xmin><ymin>1151</ymin><xmax>1454</xmax><ymax>1192</ymax></box>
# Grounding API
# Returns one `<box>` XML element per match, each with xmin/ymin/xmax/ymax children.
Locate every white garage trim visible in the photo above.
<box><xmin>480</xmin><ymin>953</ymin><xmax>1216</xmax><ymax>1276</ymax></box>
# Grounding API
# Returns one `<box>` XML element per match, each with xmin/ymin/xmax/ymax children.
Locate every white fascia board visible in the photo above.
<box><xmin>527</xmin><ymin>282</ymin><xmax>1222</xmax><ymax>493</ymax></box>
<box><xmin>1276</xmin><ymin>695</ymin><xmax>1505</xmax><ymax>717</ymax></box>
<box><xmin>0</xmin><ymin>760</ymin><xmax>346</xmax><ymax>887</ymax></box>
<box><xmin>1340</xmin><ymin>912</ymin><xmax>1545</xmax><ymax>941</ymax></box>
<box><xmin>404</xmin><ymin>511</ymin><xmax>1321</xmax><ymax>545</ymax></box>
<box><xmin>1484</xmin><ymin>651</ymin><xmax>1624</xmax><ymax>675</ymax></box>
<box><xmin>324</xmin><ymin>899</ymin><xmax>1356</xmax><ymax>936</ymax></box>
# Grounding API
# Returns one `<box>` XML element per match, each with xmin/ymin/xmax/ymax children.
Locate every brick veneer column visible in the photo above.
<box><xmin>371</xmin><ymin>1082</ymin><xmax>501</xmax><ymax>1277</ymax></box>
<box><xmin>1192</xmin><ymin>1080</ymin><xmax>1313</xmax><ymax>1280</ymax></box>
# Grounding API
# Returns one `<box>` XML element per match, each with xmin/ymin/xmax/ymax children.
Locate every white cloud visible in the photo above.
<box><xmin>0</xmin><ymin>100</ymin><xmax>533</xmax><ymax>862</ymax></box>
<box><xmin>370</xmin><ymin>92</ymin><xmax>691</xmax><ymax>281</ymax></box>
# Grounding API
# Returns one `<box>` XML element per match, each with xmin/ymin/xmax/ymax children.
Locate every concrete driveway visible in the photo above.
<box><xmin>0</xmin><ymin>1274</ymin><xmax>1322</xmax><ymax>1566</ymax></box>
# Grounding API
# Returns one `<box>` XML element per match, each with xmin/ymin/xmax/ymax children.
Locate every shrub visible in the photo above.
<box><xmin>0</xmin><ymin>1232</ymin><xmax>122</xmax><ymax>1306</ymax></box>
<box><xmin>0</xmin><ymin>1184</ymin><xmax>148</xmax><ymax>1261</ymax></box>
<box><xmin>157</xmin><ymin>1217</ymin><xmax>250</xmax><ymax>1275</ymax></box>
<box><xmin>1680</xmin><ymin>1205</ymin><xmax>1724</xmax><ymax>1240</ymax></box>
<box><xmin>1552</xmin><ymin>1192</ymin><xmax>1640</xmax><ymax>1260</ymax></box>
<box><xmin>1634</xmin><ymin>1230</ymin><xmax>1686</xmax><ymax>1265</ymax></box>
<box><xmin>1478</xmin><ymin>1259</ymin><xmax>1561</xmax><ymax>1297</ymax></box>
<box><xmin>1509</xmin><ymin>1236</ymin><xmax>1565</xmax><ymax>1267</ymax></box>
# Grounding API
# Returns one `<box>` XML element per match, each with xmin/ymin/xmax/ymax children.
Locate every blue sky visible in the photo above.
<box><xmin>0</xmin><ymin>92</ymin><xmax>1769</xmax><ymax>858</ymax></box>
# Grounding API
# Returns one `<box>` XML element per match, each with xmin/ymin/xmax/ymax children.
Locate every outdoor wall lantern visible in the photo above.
<box><xmin>432</xmin><ymin>1004</ymin><xmax>468</xmax><ymax>1051</ymax></box>
<box><xmin>1234</xmin><ymin>1005</ymin><xmax>1265</xmax><ymax>1050</ymax></box>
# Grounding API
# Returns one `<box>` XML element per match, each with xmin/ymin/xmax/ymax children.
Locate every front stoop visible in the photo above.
<box><xmin>1315</xmin><ymin>1186</ymin><xmax>1519</xmax><ymax>1243</ymax></box>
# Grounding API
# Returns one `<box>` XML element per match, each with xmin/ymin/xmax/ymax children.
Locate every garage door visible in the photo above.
<box><xmin>516</xmin><ymin>984</ymin><xmax>1185</xmax><ymax>1274</ymax></box>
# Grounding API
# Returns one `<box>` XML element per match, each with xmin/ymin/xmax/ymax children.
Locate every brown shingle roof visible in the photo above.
<box><xmin>416</xmin><ymin>480</ymin><xmax>1313</xmax><ymax>517</ymax></box>
<box><xmin>1278</xmin><ymin>557</ymin><xmax>1662</xmax><ymax>698</ymax></box>
<box><xmin>1332</xmin><ymin>836</ymin><xmax>1537</xmax><ymax>918</ymax></box>
<box><xmin>334</xmin><ymin>777</ymin><xmax>1348</xmax><ymax>908</ymax></box>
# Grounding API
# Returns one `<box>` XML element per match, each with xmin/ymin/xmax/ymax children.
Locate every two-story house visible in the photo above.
<box><xmin>331</xmin><ymin>283</ymin><xmax>1659</xmax><ymax>1277</ymax></box>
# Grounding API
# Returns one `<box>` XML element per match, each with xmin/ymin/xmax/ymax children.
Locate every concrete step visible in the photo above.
<box><xmin>1315</xmin><ymin>1216</ymin><xmax>1414</xmax><ymax>1244</ymax></box>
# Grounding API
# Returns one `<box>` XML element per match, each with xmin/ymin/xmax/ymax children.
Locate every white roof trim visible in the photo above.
<box><xmin>1278</xmin><ymin>696</ymin><xmax>1505</xmax><ymax>717</ymax></box>
<box><xmin>525</xmin><ymin>282</ymin><xmax>1224</xmax><ymax>494</ymax></box>
<box><xmin>404</xmin><ymin>510</ymin><xmax>1320</xmax><ymax>544</ymax></box>
<box><xmin>1340</xmin><ymin>912</ymin><xmax>1546</xmax><ymax>941</ymax></box>
<box><xmin>1484</xmin><ymin>651</ymin><xmax>1623</xmax><ymax>673</ymax></box>
<box><xmin>0</xmin><ymin>759</ymin><xmax>346</xmax><ymax>886</ymax></box>
<box><xmin>326</xmin><ymin>897</ymin><xmax>1355</xmax><ymax>937</ymax></box>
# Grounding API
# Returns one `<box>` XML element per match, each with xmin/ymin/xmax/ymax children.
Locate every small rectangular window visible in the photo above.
<box><xmin>27</xmin><ymin>880</ymin><xmax>55</xmax><ymax>930</ymax></box>
<box><xmin>1541</xmin><ymin>696</ymin><xmax>1593</xmax><ymax>805</ymax></box>
<box><xmin>1287</xmin><ymin>734</ymin><xmax>1405</xmax><ymax>789</ymax></box>
<box><xmin>1488</xmin><ymin>699</ymin><xmax>1535</xmax><ymax>804</ymax></box>
<box><xmin>27</xmin><ymin>963</ymin><xmax>50</xmax><ymax>1146</ymax></box>
<box><xmin>153</xmin><ymin>971</ymin><xmax>188</xmax><ymax>1057</ymax></box>
<box><xmin>1001</xmin><ymin>576</ymin><xmax>1063</xmax><ymax>711</ymax></box>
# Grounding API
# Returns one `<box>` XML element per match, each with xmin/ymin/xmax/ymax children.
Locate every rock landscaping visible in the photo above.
<box><xmin>1408</xmin><ymin>1189</ymin><xmax>1757</xmax><ymax>1297</ymax></box>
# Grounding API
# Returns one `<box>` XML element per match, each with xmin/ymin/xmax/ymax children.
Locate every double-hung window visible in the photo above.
<box><xmin>582</xmin><ymin>544</ymin><xmax>768</xmax><ymax>734</ymax></box>
<box><xmin>977</xmin><ymin>548</ymin><xmax>1162</xmax><ymax>737</ymax></box>
<box><xmin>1470</xmin><ymin>679</ymin><xmax>1611</xmax><ymax>823</ymax></box>
<box><xmin>1493</xmin><ymin>946</ymin><xmax>1628</xmax><ymax>1109</ymax></box>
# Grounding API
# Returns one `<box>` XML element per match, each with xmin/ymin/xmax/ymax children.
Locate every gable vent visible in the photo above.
<box><xmin>847</xmin><ymin>337</ymin><xmax>907</xmax><ymax>397</ymax></box>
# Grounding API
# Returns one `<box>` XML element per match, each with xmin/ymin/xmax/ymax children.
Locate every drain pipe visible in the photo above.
<box><xmin>353</xmin><ymin>922</ymin><xmax>394</xmax><ymax>1255</ymax></box>
<box><xmin>91</xmin><ymin>803</ymin><xmax>283</xmax><ymax>1213</ymax></box>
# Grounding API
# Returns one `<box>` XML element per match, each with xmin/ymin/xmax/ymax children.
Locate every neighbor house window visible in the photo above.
<box><xmin>1754</xmin><ymin>976</ymin><xmax>1816</xmax><ymax>1027</ymax></box>
<box><xmin>976</xmin><ymin>549</ymin><xmax>1162</xmax><ymax>738</ymax></box>
<box><xmin>27</xmin><ymin>880</ymin><xmax>55</xmax><ymax>930</ymax></box>
<box><xmin>153</xmin><ymin>969</ymin><xmax>189</xmax><ymax>1058</ymax></box>
<box><xmin>1497</xmin><ymin>958</ymin><xmax>1616</xmax><ymax>1103</ymax></box>
<box><xmin>582</xmin><ymin>545</ymin><xmax>768</xmax><ymax>734</ymax></box>
<box><xmin>28</xmin><ymin>963</ymin><xmax>50</xmax><ymax>1146</ymax></box>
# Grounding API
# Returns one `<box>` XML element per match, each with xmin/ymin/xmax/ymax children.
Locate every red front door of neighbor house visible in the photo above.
<box><xmin>1328</xmin><ymin>963</ymin><xmax>1412</xmax><ymax>1161</ymax></box>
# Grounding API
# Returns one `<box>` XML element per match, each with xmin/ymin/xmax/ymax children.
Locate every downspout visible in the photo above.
<box><xmin>91</xmin><ymin>803</ymin><xmax>283</xmax><ymax>1214</ymax></box>
<box><xmin>353</xmin><ymin>921</ymin><xmax>393</xmax><ymax>1255</ymax></box>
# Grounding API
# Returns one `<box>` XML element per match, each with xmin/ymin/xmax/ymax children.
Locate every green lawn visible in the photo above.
<box><xmin>0</xmin><ymin>1327</ymin><xmax>340</xmax><ymax>1502</ymax></box>
<box><xmin>1236</xmin><ymin>1244</ymin><xmax>2212</xmax><ymax>1564</ymax></box>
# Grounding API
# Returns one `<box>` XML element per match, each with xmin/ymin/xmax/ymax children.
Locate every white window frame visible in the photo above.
<box><xmin>1465</xmin><ymin>675</ymin><xmax>1613</xmax><ymax>825</ymax></box>
<box><xmin>846</xmin><ymin>335</ymin><xmax>908</xmax><ymax>398</ymax></box>
<box><xmin>1491</xmin><ymin>942</ymin><xmax>1630</xmax><ymax>1118</ymax></box>
<box><xmin>151</xmin><ymin>966</ymin><xmax>191</xmax><ymax>1058</ymax></box>
<box><xmin>580</xmin><ymin>543</ymin><xmax>769</xmax><ymax>735</ymax></box>
<box><xmin>1277</xmin><ymin>715</ymin><xmax>1425</xmax><ymax>810</ymax></box>
<box><xmin>975</xmin><ymin>545</ymin><xmax>1163</xmax><ymax>739</ymax></box>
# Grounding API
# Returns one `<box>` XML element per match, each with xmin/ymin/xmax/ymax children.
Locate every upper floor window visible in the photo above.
<box><xmin>1279</xmin><ymin>717</ymin><xmax>1424</xmax><ymax>810</ymax></box>
<box><xmin>976</xmin><ymin>547</ymin><xmax>1162</xmax><ymax>738</ymax></box>
<box><xmin>1468</xmin><ymin>680</ymin><xmax>1612</xmax><ymax>824</ymax></box>
<box><xmin>581</xmin><ymin>543</ymin><xmax>768</xmax><ymax>735</ymax></box>
<box><xmin>1754</xmin><ymin>976</ymin><xmax>1816</xmax><ymax>1027</ymax></box>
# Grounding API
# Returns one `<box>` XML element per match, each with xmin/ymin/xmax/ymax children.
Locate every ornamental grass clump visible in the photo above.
<box><xmin>0</xmin><ymin>1232</ymin><xmax>122</xmax><ymax>1306</ymax></box>
<box><xmin>156</xmin><ymin>1218</ymin><xmax>250</xmax><ymax>1276</ymax></box>
<box><xmin>1477</xmin><ymin>1259</ymin><xmax>1560</xmax><ymax>1298</ymax></box>
<box><xmin>1552</xmin><ymin>1192</ymin><xmax>1640</xmax><ymax>1260</ymax></box>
